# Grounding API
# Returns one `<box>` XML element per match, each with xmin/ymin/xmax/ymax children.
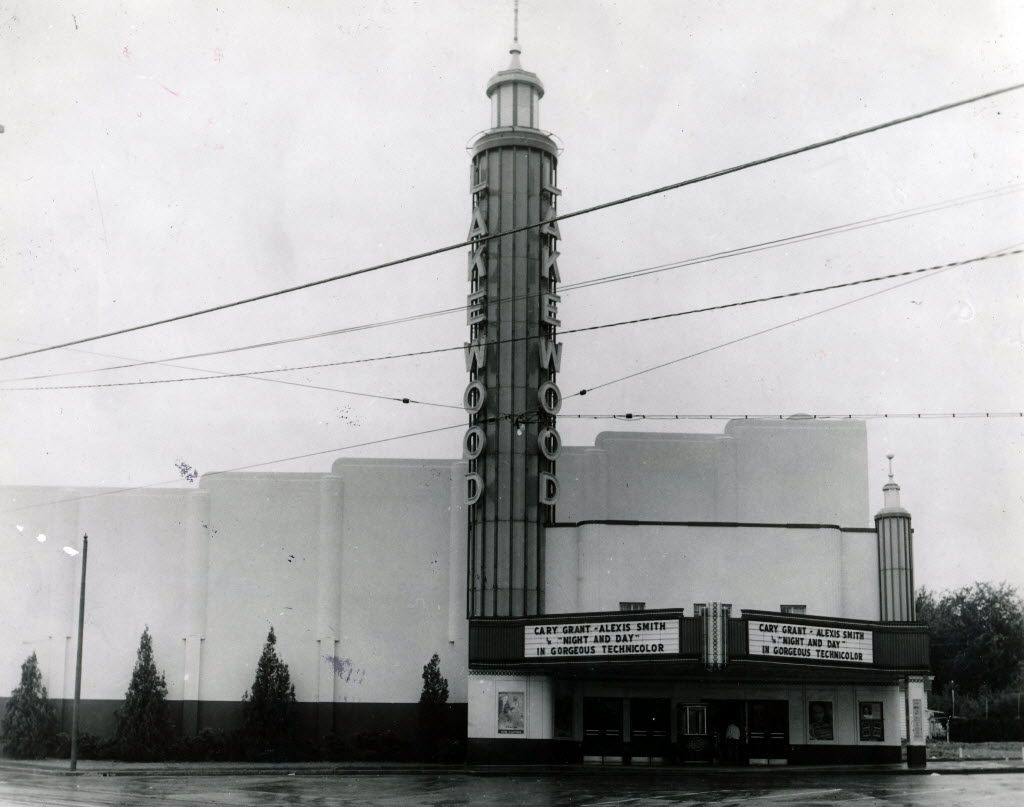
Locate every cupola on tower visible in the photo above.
<box><xmin>463</xmin><ymin>24</ymin><xmax>562</xmax><ymax>618</ymax></box>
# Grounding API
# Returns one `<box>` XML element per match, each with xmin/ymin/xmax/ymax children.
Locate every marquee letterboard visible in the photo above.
<box><xmin>748</xmin><ymin>619</ymin><xmax>873</xmax><ymax>664</ymax></box>
<box><xmin>524</xmin><ymin>619</ymin><xmax>679</xmax><ymax>658</ymax></box>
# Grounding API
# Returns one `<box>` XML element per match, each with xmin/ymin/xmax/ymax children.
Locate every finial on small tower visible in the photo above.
<box><xmin>508</xmin><ymin>0</ymin><xmax>522</xmax><ymax>67</ymax></box>
<box><xmin>881</xmin><ymin>452</ymin><xmax>904</xmax><ymax>511</ymax></box>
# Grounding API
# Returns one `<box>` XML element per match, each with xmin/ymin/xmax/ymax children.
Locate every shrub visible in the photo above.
<box><xmin>48</xmin><ymin>731</ymin><xmax>112</xmax><ymax>760</ymax></box>
<box><xmin>115</xmin><ymin>627</ymin><xmax>175</xmax><ymax>761</ymax></box>
<box><xmin>1</xmin><ymin>652</ymin><xmax>56</xmax><ymax>758</ymax></box>
<box><xmin>352</xmin><ymin>728</ymin><xmax>407</xmax><ymax>761</ymax></box>
<box><xmin>419</xmin><ymin>653</ymin><xmax>449</xmax><ymax>704</ymax></box>
<box><xmin>318</xmin><ymin>732</ymin><xmax>349</xmax><ymax>761</ymax></box>
<box><xmin>241</xmin><ymin>627</ymin><xmax>296</xmax><ymax>758</ymax></box>
<box><xmin>170</xmin><ymin>727</ymin><xmax>239</xmax><ymax>761</ymax></box>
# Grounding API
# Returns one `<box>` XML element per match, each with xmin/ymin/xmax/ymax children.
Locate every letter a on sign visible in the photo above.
<box><xmin>467</xmin><ymin>207</ymin><xmax>488</xmax><ymax>241</ymax></box>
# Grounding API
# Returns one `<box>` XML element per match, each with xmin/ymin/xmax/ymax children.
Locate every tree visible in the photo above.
<box><xmin>115</xmin><ymin>627</ymin><xmax>174</xmax><ymax>761</ymax></box>
<box><xmin>241</xmin><ymin>627</ymin><xmax>296</xmax><ymax>752</ymax></box>
<box><xmin>419</xmin><ymin>653</ymin><xmax>449</xmax><ymax>704</ymax></box>
<box><xmin>1</xmin><ymin>652</ymin><xmax>56</xmax><ymax>758</ymax></box>
<box><xmin>916</xmin><ymin>582</ymin><xmax>1024</xmax><ymax>696</ymax></box>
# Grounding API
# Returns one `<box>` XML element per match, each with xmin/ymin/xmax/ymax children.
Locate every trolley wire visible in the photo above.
<box><xmin>2</xmin><ymin>80</ymin><xmax>1021</xmax><ymax>365</ymax></box>
<box><xmin>565</xmin><ymin>244</ymin><xmax>1024</xmax><ymax>401</ymax></box>
<box><xmin>4</xmin><ymin>181</ymin><xmax>1019</xmax><ymax>386</ymax></box>
<box><xmin>3</xmin><ymin>249</ymin><xmax>1018</xmax><ymax>394</ymax></box>
<box><xmin>554</xmin><ymin>411</ymin><xmax>1024</xmax><ymax>421</ymax></box>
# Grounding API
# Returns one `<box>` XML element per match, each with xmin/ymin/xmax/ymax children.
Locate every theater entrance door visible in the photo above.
<box><xmin>582</xmin><ymin>697</ymin><xmax>624</xmax><ymax>762</ymax></box>
<box><xmin>747</xmin><ymin>700</ymin><xmax>789</xmax><ymax>764</ymax></box>
<box><xmin>629</xmin><ymin>698</ymin><xmax>671</xmax><ymax>764</ymax></box>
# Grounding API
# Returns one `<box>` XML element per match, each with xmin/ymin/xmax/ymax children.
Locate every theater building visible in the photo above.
<box><xmin>0</xmin><ymin>37</ymin><xmax>929</xmax><ymax>766</ymax></box>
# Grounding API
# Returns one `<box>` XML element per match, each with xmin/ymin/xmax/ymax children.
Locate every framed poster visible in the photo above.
<box><xmin>808</xmin><ymin>701</ymin><xmax>834</xmax><ymax>741</ymax></box>
<box><xmin>498</xmin><ymin>691</ymin><xmax>525</xmax><ymax>734</ymax></box>
<box><xmin>859</xmin><ymin>701</ymin><xmax>884</xmax><ymax>741</ymax></box>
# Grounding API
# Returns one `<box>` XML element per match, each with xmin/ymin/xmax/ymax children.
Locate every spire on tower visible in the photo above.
<box><xmin>509</xmin><ymin>0</ymin><xmax>522</xmax><ymax>68</ymax></box>
<box><xmin>881</xmin><ymin>452</ymin><xmax>905</xmax><ymax>512</ymax></box>
<box><xmin>483</xmin><ymin>0</ymin><xmax>545</xmax><ymax>131</ymax></box>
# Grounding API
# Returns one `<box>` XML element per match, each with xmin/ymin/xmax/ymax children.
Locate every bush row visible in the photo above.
<box><xmin>4</xmin><ymin>633</ymin><xmax>455</xmax><ymax>762</ymax></box>
<box><xmin>43</xmin><ymin>727</ymin><xmax>464</xmax><ymax>763</ymax></box>
<box><xmin>947</xmin><ymin>717</ymin><xmax>1024</xmax><ymax>743</ymax></box>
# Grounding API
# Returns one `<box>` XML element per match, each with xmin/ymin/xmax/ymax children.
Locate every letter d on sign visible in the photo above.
<box><xmin>539</xmin><ymin>472</ymin><xmax>559</xmax><ymax>505</ymax></box>
<box><xmin>465</xmin><ymin>473</ymin><xmax>483</xmax><ymax>505</ymax></box>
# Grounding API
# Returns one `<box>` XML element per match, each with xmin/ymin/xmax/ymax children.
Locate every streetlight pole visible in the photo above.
<box><xmin>69</xmin><ymin>534</ymin><xmax>88</xmax><ymax>772</ymax></box>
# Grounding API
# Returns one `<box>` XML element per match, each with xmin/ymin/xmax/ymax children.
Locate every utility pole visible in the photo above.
<box><xmin>69</xmin><ymin>534</ymin><xmax>88</xmax><ymax>772</ymax></box>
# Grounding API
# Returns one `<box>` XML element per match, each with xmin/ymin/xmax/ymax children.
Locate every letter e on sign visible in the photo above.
<box><xmin>541</xmin><ymin>293</ymin><xmax>561</xmax><ymax>327</ymax></box>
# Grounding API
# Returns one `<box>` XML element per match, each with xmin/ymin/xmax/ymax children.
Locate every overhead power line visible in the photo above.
<box><xmin>0</xmin><ymin>341</ymin><xmax>461</xmax><ymax>409</ymax></box>
<box><xmin>566</xmin><ymin>244</ymin><xmax>1023</xmax><ymax>400</ymax></box>
<box><xmin>3</xmin><ymin>248</ymin><xmax>1017</xmax><ymax>394</ymax></box>
<box><xmin>554</xmin><ymin>411</ymin><xmax>1024</xmax><ymax>421</ymax></box>
<box><xmin>0</xmin><ymin>420</ymin><xmax>471</xmax><ymax>515</ymax></box>
<box><xmin>2</xmin><ymin>81</ymin><xmax>1021</xmax><ymax>365</ymax></box>
<box><xmin>4</xmin><ymin>181</ymin><xmax>1019</xmax><ymax>386</ymax></box>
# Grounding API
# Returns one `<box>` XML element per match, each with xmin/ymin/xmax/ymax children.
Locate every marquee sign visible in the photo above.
<box><xmin>525</xmin><ymin>619</ymin><xmax>679</xmax><ymax>658</ymax></box>
<box><xmin>748</xmin><ymin>619</ymin><xmax>873</xmax><ymax>664</ymax></box>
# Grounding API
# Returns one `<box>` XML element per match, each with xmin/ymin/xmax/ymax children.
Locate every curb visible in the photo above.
<box><xmin>2</xmin><ymin>761</ymin><xmax>1024</xmax><ymax>778</ymax></box>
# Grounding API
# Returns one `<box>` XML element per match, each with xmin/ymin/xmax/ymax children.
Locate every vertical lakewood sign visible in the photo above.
<box><xmin>749</xmin><ymin>619</ymin><xmax>873</xmax><ymax>664</ymax></box>
<box><xmin>525</xmin><ymin>619</ymin><xmax>679</xmax><ymax>658</ymax></box>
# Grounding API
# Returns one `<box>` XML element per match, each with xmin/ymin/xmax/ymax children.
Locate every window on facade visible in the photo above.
<box><xmin>498</xmin><ymin>85</ymin><xmax>514</xmax><ymax>127</ymax></box>
<box><xmin>781</xmin><ymin>604</ymin><xmax>807</xmax><ymax>615</ymax></box>
<box><xmin>693</xmin><ymin>603</ymin><xmax>706</xmax><ymax>616</ymax></box>
<box><xmin>516</xmin><ymin>85</ymin><xmax>532</xmax><ymax>127</ymax></box>
<box><xmin>859</xmin><ymin>701</ymin><xmax>884</xmax><ymax>741</ymax></box>
<box><xmin>619</xmin><ymin>601</ymin><xmax>645</xmax><ymax>612</ymax></box>
<box><xmin>679</xmin><ymin>705</ymin><xmax>707</xmax><ymax>736</ymax></box>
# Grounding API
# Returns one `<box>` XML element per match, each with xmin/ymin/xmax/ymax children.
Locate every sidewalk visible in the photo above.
<box><xmin>2</xmin><ymin>757</ymin><xmax>1023</xmax><ymax>777</ymax></box>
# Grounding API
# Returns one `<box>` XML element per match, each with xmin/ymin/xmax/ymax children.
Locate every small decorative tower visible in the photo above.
<box><xmin>875</xmin><ymin>454</ymin><xmax>915</xmax><ymax>621</ymax></box>
<box><xmin>463</xmin><ymin>9</ymin><xmax>562</xmax><ymax>618</ymax></box>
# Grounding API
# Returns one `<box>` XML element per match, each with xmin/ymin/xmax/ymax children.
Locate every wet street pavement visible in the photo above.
<box><xmin>0</xmin><ymin>770</ymin><xmax>1021</xmax><ymax>807</ymax></box>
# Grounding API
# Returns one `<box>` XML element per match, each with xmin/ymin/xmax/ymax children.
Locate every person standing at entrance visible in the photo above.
<box><xmin>724</xmin><ymin>722</ymin><xmax>741</xmax><ymax>764</ymax></box>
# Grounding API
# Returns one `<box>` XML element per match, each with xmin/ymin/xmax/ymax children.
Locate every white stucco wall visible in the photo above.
<box><xmin>0</xmin><ymin>420</ymin><xmax>882</xmax><ymax>713</ymax></box>
<box><xmin>0</xmin><ymin>459</ymin><xmax>467</xmax><ymax>708</ymax></box>
<box><xmin>557</xmin><ymin>419</ymin><xmax>868</xmax><ymax>526</ymax></box>
<box><xmin>545</xmin><ymin>523</ymin><xmax>879</xmax><ymax>619</ymax></box>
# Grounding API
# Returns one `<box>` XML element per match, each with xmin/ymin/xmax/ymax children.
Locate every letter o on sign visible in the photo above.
<box><xmin>465</xmin><ymin>473</ymin><xmax>483</xmax><ymax>505</ymax></box>
<box><xmin>539</xmin><ymin>471</ymin><xmax>559</xmax><ymax>505</ymax></box>
<box><xmin>537</xmin><ymin>428</ymin><xmax>561</xmax><ymax>460</ymax></box>
<box><xmin>463</xmin><ymin>426</ymin><xmax>486</xmax><ymax>459</ymax></box>
<box><xmin>463</xmin><ymin>381</ymin><xmax>487</xmax><ymax>414</ymax></box>
<box><xmin>537</xmin><ymin>381</ymin><xmax>562</xmax><ymax>415</ymax></box>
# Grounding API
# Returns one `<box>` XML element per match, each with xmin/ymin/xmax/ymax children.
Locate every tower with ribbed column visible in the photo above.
<box><xmin>463</xmin><ymin>27</ymin><xmax>562</xmax><ymax>618</ymax></box>
<box><xmin>875</xmin><ymin>454</ymin><xmax>915</xmax><ymax>621</ymax></box>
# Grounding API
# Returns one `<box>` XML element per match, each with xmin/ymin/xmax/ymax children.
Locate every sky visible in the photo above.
<box><xmin>0</xmin><ymin>1</ymin><xmax>1022</xmax><ymax>595</ymax></box>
